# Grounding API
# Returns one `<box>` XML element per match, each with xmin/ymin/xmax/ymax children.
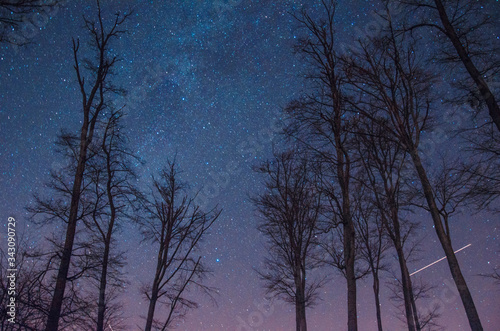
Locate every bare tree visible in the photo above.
<box><xmin>0</xmin><ymin>231</ymin><xmax>94</xmax><ymax>330</ymax></box>
<box><xmin>27</xmin><ymin>128</ymin><xmax>114</xmax><ymax>330</ymax></box>
<box><xmin>356</xmin><ymin>130</ymin><xmax>440</xmax><ymax>330</ymax></box>
<box><xmin>81</xmin><ymin>109</ymin><xmax>138</xmax><ymax>331</ymax></box>
<box><xmin>252</xmin><ymin>150</ymin><xmax>326</xmax><ymax>331</ymax></box>
<box><xmin>388</xmin><ymin>272</ymin><xmax>441</xmax><ymax>331</ymax></box>
<box><xmin>352</xmin><ymin>117</ymin><xmax>426</xmax><ymax>331</ymax></box>
<box><xmin>345</xmin><ymin>16</ymin><xmax>483</xmax><ymax>330</ymax></box>
<box><xmin>30</xmin><ymin>112</ymin><xmax>136</xmax><ymax>331</ymax></box>
<box><xmin>352</xmin><ymin>183</ymin><xmax>390</xmax><ymax>331</ymax></box>
<box><xmin>40</xmin><ymin>2</ymin><xmax>130</xmax><ymax>329</ymax></box>
<box><xmin>285</xmin><ymin>2</ymin><xmax>360</xmax><ymax>329</ymax></box>
<box><xmin>398</xmin><ymin>0</ymin><xmax>500</xmax><ymax>133</ymax></box>
<box><xmin>393</xmin><ymin>1</ymin><xmax>500</xmax><ymax>214</ymax></box>
<box><xmin>140</xmin><ymin>161</ymin><xmax>220</xmax><ymax>331</ymax></box>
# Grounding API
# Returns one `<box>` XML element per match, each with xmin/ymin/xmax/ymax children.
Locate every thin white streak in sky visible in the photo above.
<box><xmin>410</xmin><ymin>244</ymin><xmax>472</xmax><ymax>276</ymax></box>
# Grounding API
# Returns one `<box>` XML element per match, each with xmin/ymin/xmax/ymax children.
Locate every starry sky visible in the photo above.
<box><xmin>0</xmin><ymin>0</ymin><xmax>499</xmax><ymax>330</ymax></box>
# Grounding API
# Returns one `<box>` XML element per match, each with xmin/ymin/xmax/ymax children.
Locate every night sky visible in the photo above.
<box><xmin>0</xmin><ymin>1</ymin><xmax>499</xmax><ymax>330</ymax></box>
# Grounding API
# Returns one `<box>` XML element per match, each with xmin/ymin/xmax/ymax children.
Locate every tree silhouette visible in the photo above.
<box><xmin>39</xmin><ymin>2</ymin><xmax>131</xmax><ymax>329</ymax></box>
<box><xmin>252</xmin><ymin>150</ymin><xmax>326</xmax><ymax>331</ymax></box>
<box><xmin>139</xmin><ymin>161</ymin><xmax>220</xmax><ymax>331</ymax></box>
<box><xmin>81</xmin><ymin>109</ymin><xmax>139</xmax><ymax>331</ymax></box>
<box><xmin>285</xmin><ymin>2</ymin><xmax>360</xmax><ymax>329</ymax></box>
<box><xmin>345</xmin><ymin>15</ymin><xmax>483</xmax><ymax>331</ymax></box>
<box><xmin>399</xmin><ymin>0</ymin><xmax>500</xmax><ymax>133</ymax></box>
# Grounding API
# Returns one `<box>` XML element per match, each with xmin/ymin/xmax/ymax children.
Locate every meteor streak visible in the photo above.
<box><xmin>410</xmin><ymin>244</ymin><xmax>472</xmax><ymax>276</ymax></box>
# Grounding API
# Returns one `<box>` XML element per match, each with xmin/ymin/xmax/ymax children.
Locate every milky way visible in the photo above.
<box><xmin>1</xmin><ymin>1</ymin><xmax>498</xmax><ymax>330</ymax></box>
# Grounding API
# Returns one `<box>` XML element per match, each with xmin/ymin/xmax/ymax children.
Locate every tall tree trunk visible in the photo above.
<box><xmin>395</xmin><ymin>245</ymin><xmax>417</xmax><ymax>331</ymax></box>
<box><xmin>372</xmin><ymin>270</ymin><xmax>383</xmax><ymax>331</ymax></box>
<box><xmin>96</xmin><ymin>241</ymin><xmax>111</xmax><ymax>331</ymax></box>
<box><xmin>389</xmin><ymin>204</ymin><xmax>418</xmax><ymax>331</ymax></box>
<box><xmin>410</xmin><ymin>148</ymin><xmax>483</xmax><ymax>331</ymax></box>
<box><xmin>334</xmin><ymin>96</ymin><xmax>357</xmax><ymax>331</ymax></box>
<box><xmin>409</xmin><ymin>286</ymin><xmax>421</xmax><ymax>331</ymax></box>
<box><xmin>145</xmin><ymin>242</ymin><xmax>165</xmax><ymax>331</ymax></box>
<box><xmin>345</xmin><ymin>219</ymin><xmax>357</xmax><ymax>331</ymax></box>
<box><xmin>145</xmin><ymin>284</ymin><xmax>159</xmax><ymax>331</ymax></box>
<box><xmin>379</xmin><ymin>199</ymin><xmax>420</xmax><ymax>331</ymax></box>
<box><xmin>433</xmin><ymin>0</ymin><xmax>500</xmax><ymax>133</ymax></box>
<box><xmin>340</xmin><ymin>171</ymin><xmax>357</xmax><ymax>331</ymax></box>
<box><xmin>97</xmin><ymin>128</ymin><xmax>118</xmax><ymax>331</ymax></box>
<box><xmin>295</xmin><ymin>284</ymin><xmax>307</xmax><ymax>331</ymax></box>
<box><xmin>45</xmin><ymin>123</ymin><xmax>90</xmax><ymax>331</ymax></box>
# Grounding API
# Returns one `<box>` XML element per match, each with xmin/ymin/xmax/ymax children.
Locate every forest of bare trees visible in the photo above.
<box><xmin>1</xmin><ymin>2</ymin><xmax>221</xmax><ymax>330</ymax></box>
<box><xmin>0</xmin><ymin>0</ymin><xmax>498</xmax><ymax>330</ymax></box>
<box><xmin>253</xmin><ymin>1</ymin><xmax>498</xmax><ymax>330</ymax></box>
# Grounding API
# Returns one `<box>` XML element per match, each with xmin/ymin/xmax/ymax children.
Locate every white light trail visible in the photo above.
<box><xmin>410</xmin><ymin>244</ymin><xmax>472</xmax><ymax>276</ymax></box>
